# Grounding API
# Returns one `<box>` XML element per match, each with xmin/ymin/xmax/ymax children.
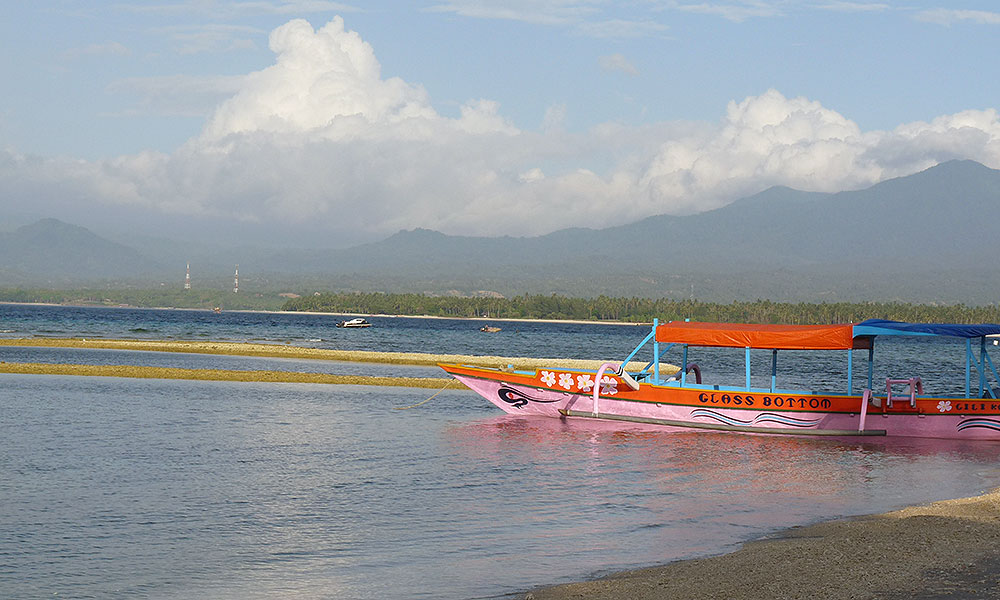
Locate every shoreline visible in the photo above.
<box><xmin>527</xmin><ymin>489</ymin><xmax>1000</xmax><ymax>600</ymax></box>
<box><xmin>0</xmin><ymin>301</ymin><xmax>650</xmax><ymax>326</ymax></box>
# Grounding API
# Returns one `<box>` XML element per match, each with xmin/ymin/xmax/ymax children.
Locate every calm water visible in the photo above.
<box><xmin>2</xmin><ymin>304</ymin><xmax>1000</xmax><ymax>599</ymax></box>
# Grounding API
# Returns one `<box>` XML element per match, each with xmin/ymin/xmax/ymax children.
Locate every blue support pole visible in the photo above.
<box><xmin>966</xmin><ymin>338</ymin><xmax>972</xmax><ymax>398</ymax></box>
<box><xmin>771</xmin><ymin>349</ymin><xmax>777</xmax><ymax>392</ymax></box>
<box><xmin>981</xmin><ymin>337</ymin><xmax>987</xmax><ymax>398</ymax></box>
<box><xmin>745</xmin><ymin>347</ymin><xmax>752</xmax><ymax>391</ymax></box>
<box><xmin>681</xmin><ymin>344</ymin><xmax>688</xmax><ymax>386</ymax></box>
<box><xmin>653</xmin><ymin>319</ymin><xmax>659</xmax><ymax>384</ymax></box>
<box><xmin>620</xmin><ymin>330</ymin><xmax>655</xmax><ymax>371</ymax></box>
<box><xmin>867</xmin><ymin>345</ymin><xmax>874</xmax><ymax>391</ymax></box>
<box><xmin>847</xmin><ymin>349</ymin><xmax>853</xmax><ymax>395</ymax></box>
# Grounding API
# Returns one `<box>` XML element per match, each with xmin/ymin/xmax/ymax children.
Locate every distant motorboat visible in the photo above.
<box><xmin>480</xmin><ymin>325</ymin><xmax>501</xmax><ymax>333</ymax></box>
<box><xmin>337</xmin><ymin>318</ymin><xmax>371</xmax><ymax>328</ymax></box>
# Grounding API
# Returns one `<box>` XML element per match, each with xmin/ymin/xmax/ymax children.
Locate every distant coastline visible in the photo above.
<box><xmin>6</xmin><ymin>292</ymin><xmax>1000</xmax><ymax>327</ymax></box>
<box><xmin>0</xmin><ymin>301</ymin><xmax>649</xmax><ymax>326</ymax></box>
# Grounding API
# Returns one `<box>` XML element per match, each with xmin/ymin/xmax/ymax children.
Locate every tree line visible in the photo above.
<box><xmin>282</xmin><ymin>293</ymin><xmax>1000</xmax><ymax>324</ymax></box>
<box><xmin>0</xmin><ymin>288</ymin><xmax>288</xmax><ymax>311</ymax></box>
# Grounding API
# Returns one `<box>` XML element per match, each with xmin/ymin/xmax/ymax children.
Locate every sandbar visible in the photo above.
<box><xmin>0</xmin><ymin>361</ymin><xmax>457</xmax><ymax>388</ymax></box>
<box><xmin>526</xmin><ymin>488</ymin><xmax>1000</xmax><ymax>600</ymax></box>
<box><xmin>0</xmin><ymin>338</ymin><xmax>657</xmax><ymax>371</ymax></box>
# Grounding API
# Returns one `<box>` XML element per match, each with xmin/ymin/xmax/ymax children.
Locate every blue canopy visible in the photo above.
<box><xmin>853</xmin><ymin>319</ymin><xmax>1000</xmax><ymax>339</ymax></box>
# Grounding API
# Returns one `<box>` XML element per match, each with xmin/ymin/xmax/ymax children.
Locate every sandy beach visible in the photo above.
<box><xmin>526</xmin><ymin>489</ymin><xmax>1000</xmax><ymax>600</ymax></box>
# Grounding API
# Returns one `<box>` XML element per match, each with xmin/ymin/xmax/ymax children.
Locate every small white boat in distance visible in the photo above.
<box><xmin>337</xmin><ymin>318</ymin><xmax>371</xmax><ymax>328</ymax></box>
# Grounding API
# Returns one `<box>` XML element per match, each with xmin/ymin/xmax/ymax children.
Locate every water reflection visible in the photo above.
<box><xmin>444</xmin><ymin>413</ymin><xmax>1000</xmax><ymax>590</ymax></box>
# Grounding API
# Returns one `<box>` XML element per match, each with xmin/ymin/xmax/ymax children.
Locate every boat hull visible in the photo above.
<box><xmin>441</xmin><ymin>363</ymin><xmax>1000</xmax><ymax>440</ymax></box>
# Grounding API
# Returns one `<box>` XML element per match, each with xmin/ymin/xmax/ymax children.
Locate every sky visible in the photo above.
<box><xmin>1</xmin><ymin>1</ymin><xmax>999</xmax><ymax>248</ymax></box>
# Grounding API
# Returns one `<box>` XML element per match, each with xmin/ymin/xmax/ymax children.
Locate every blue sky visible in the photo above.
<box><xmin>2</xmin><ymin>1</ymin><xmax>999</xmax><ymax>246</ymax></box>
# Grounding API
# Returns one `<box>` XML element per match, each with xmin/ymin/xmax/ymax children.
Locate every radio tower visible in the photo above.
<box><xmin>184</xmin><ymin>263</ymin><xmax>191</xmax><ymax>290</ymax></box>
<box><xmin>233</xmin><ymin>265</ymin><xmax>239</xmax><ymax>294</ymax></box>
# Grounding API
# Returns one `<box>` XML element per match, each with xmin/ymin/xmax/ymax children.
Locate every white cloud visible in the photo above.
<box><xmin>118</xmin><ymin>1</ymin><xmax>361</xmax><ymax>17</ymax></box>
<box><xmin>427</xmin><ymin>1</ymin><xmax>668</xmax><ymax>38</ymax></box>
<box><xmin>60</xmin><ymin>42</ymin><xmax>131</xmax><ymax>61</ymax></box>
<box><xmin>156</xmin><ymin>24</ymin><xmax>262</xmax><ymax>55</ymax></box>
<box><xmin>671</xmin><ymin>1</ymin><xmax>784</xmax><ymax>22</ymax></box>
<box><xmin>5</xmin><ymin>17</ymin><xmax>1000</xmax><ymax>246</ymax></box>
<box><xmin>425</xmin><ymin>1</ymin><xmax>600</xmax><ymax>25</ymax></box>
<box><xmin>598</xmin><ymin>53</ymin><xmax>639</xmax><ymax>76</ymax></box>
<box><xmin>518</xmin><ymin>168</ymin><xmax>545</xmax><ymax>183</ymax></box>
<box><xmin>200</xmin><ymin>17</ymin><xmax>440</xmax><ymax>141</ymax></box>
<box><xmin>816</xmin><ymin>2</ymin><xmax>889</xmax><ymax>13</ymax></box>
<box><xmin>915</xmin><ymin>9</ymin><xmax>1000</xmax><ymax>26</ymax></box>
<box><xmin>575</xmin><ymin>18</ymin><xmax>669</xmax><ymax>38</ymax></box>
<box><xmin>542</xmin><ymin>104</ymin><xmax>567</xmax><ymax>131</ymax></box>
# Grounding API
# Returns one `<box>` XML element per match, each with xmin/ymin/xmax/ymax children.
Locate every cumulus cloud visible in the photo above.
<box><xmin>5</xmin><ymin>17</ymin><xmax>1000</xmax><ymax>246</ymax></box>
<box><xmin>200</xmin><ymin>17</ymin><xmax>440</xmax><ymax>141</ymax></box>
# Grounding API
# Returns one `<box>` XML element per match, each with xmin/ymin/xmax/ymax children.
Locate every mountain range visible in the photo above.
<box><xmin>1</xmin><ymin>159</ymin><xmax>998</xmax><ymax>303</ymax></box>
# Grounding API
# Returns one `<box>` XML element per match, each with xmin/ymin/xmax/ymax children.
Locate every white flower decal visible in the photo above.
<box><xmin>937</xmin><ymin>401</ymin><xmax>952</xmax><ymax>413</ymax></box>
<box><xmin>600</xmin><ymin>375</ymin><xmax>618</xmax><ymax>395</ymax></box>
<box><xmin>540</xmin><ymin>371</ymin><xmax>556</xmax><ymax>386</ymax></box>
<box><xmin>558</xmin><ymin>373</ymin><xmax>574</xmax><ymax>390</ymax></box>
<box><xmin>576</xmin><ymin>374</ymin><xmax>594</xmax><ymax>392</ymax></box>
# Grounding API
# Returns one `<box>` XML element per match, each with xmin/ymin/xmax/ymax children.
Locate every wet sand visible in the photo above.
<box><xmin>0</xmin><ymin>361</ymin><xmax>458</xmax><ymax>388</ymax></box>
<box><xmin>527</xmin><ymin>489</ymin><xmax>1000</xmax><ymax>600</ymax></box>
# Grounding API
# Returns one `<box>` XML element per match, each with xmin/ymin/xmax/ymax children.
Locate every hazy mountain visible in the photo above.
<box><xmin>269</xmin><ymin>159</ymin><xmax>999</xmax><ymax>302</ymax></box>
<box><xmin>2</xmin><ymin>160</ymin><xmax>998</xmax><ymax>303</ymax></box>
<box><xmin>0</xmin><ymin>218</ymin><xmax>165</xmax><ymax>285</ymax></box>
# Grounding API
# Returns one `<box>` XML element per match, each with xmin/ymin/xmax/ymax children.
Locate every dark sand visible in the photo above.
<box><xmin>527</xmin><ymin>490</ymin><xmax>1000</xmax><ymax>600</ymax></box>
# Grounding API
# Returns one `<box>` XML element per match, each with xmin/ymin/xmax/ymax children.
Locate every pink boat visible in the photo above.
<box><xmin>440</xmin><ymin>319</ymin><xmax>1000</xmax><ymax>440</ymax></box>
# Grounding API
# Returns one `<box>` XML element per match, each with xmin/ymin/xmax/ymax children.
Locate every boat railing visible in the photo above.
<box><xmin>883</xmin><ymin>377</ymin><xmax>923</xmax><ymax>409</ymax></box>
<box><xmin>962</xmin><ymin>337</ymin><xmax>1000</xmax><ymax>399</ymax></box>
<box><xmin>592</xmin><ymin>362</ymin><xmax>640</xmax><ymax>417</ymax></box>
<box><xmin>664</xmin><ymin>363</ymin><xmax>701</xmax><ymax>385</ymax></box>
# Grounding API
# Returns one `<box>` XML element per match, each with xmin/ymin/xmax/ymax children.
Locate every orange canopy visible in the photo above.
<box><xmin>655</xmin><ymin>321</ymin><xmax>865</xmax><ymax>350</ymax></box>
